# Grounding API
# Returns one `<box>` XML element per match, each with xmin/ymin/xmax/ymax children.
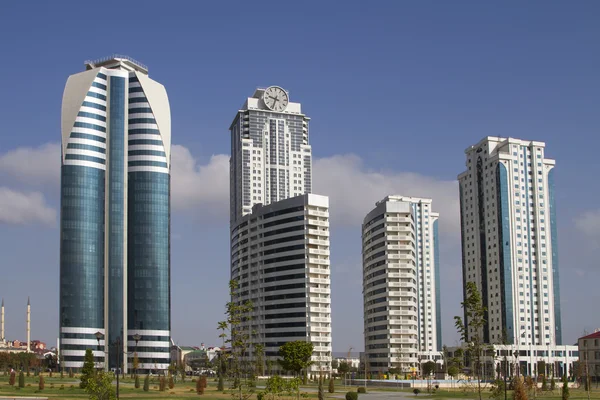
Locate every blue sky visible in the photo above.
<box><xmin>0</xmin><ymin>1</ymin><xmax>599</xmax><ymax>351</ymax></box>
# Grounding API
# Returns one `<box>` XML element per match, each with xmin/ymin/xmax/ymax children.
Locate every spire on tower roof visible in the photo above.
<box><xmin>1</xmin><ymin>298</ymin><xmax>3</xmax><ymax>307</ymax></box>
<box><xmin>27</xmin><ymin>297</ymin><xmax>30</xmax><ymax>306</ymax></box>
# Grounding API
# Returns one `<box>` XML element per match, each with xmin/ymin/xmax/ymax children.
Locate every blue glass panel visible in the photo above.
<box><xmin>67</xmin><ymin>143</ymin><xmax>106</xmax><ymax>154</ymax></box>
<box><xmin>128</xmin><ymin>161</ymin><xmax>168</xmax><ymax>168</ymax></box>
<box><xmin>129</xmin><ymin>108</ymin><xmax>152</xmax><ymax>114</ymax></box>
<box><xmin>87</xmin><ymin>92</ymin><xmax>106</xmax><ymax>101</ymax></box>
<box><xmin>108</xmin><ymin>76</ymin><xmax>126</xmax><ymax>369</ymax></box>
<box><xmin>65</xmin><ymin>154</ymin><xmax>106</xmax><ymax>164</ymax></box>
<box><xmin>73</xmin><ymin>122</ymin><xmax>106</xmax><ymax>132</ymax></box>
<box><xmin>129</xmin><ymin>118</ymin><xmax>156</xmax><ymax>125</ymax></box>
<box><xmin>59</xmin><ymin>165</ymin><xmax>105</xmax><ymax>339</ymax></box>
<box><xmin>129</xmin><ymin>86</ymin><xmax>144</xmax><ymax>93</ymax></box>
<box><xmin>129</xmin><ymin>139</ymin><xmax>163</xmax><ymax>146</ymax></box>
<box><xmin>127</xmin><ymin>172</ymin><xmax>170</xmax><ymax>333</ymax></box>
<box><xmin>128</xmin><ymin>150</ymin><xmax>166</xmax><ymax>157</ymax></box>
<box><xmin>97</xmin><ymin>72</ymin><xmax>107</xmax><ymax>80</ymax></box>
<box><xmin>548</xmin><ymin>169</ymin><xmax>562</xmax><ymax>344</ymax></box>
<box><xmin>128</xmin><ymin>128</ymin><xmax>159</xmax><ymax>135</ymax></box>
<box><xmin>70</xmin><ymin>132</ymin><xmax>106</xmax><ymax>143</ymax></box>
<box><xmin>82</xmin><ymin>101</ymin><xmax>107</xmax><ymax>111</ymax></box>
<box><xmin>497</xmin><ymin>163</ymin><xmax>514</xmax><ymax>343</ymax></box>
<box><xmin>77</xmin><ymin>111</ymin><xmax>106</xmax><ymax>122</ymax></box>
<box><xmin>433</xmin><ymin>219</ymin><xmax>442</xmax><ymax>350</ymax></box>
<box><xmin>92</xmin><ymin>81</ymin><xmax>107</xmax><ymax>90</ymax></box>
<box><xmin>129</xmin><ymin>97</ymin><xmax>147</xmax><ymax>103</ymax></box>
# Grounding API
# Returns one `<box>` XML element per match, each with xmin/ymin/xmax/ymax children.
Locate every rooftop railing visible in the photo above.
<box><xmin>84</xmin><ymin>54</ymin><xmax>148</xmax><ymax>71</ymax></box>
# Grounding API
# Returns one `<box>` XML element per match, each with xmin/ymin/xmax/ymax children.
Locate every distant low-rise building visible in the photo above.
<box><xmin>578</xmin><ymin>330</ymin><xmax>600</xmax><ymax>383</ymax></box>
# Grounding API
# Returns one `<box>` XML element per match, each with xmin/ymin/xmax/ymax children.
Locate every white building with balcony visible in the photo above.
<box><xmin>362</xmin><ymin>196</ymin><xmax>441</xmax><ymax>374</ymax></box>
<box><xmin>230</xmin><ymin>193</ymin><xmax>332</xmax><ymax>374</ymax></box>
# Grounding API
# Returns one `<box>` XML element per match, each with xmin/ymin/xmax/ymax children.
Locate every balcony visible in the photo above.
<box><xmin>308</xmin><ymin>209</ymin><xmax>329</xmax><ymax>217</ymax></box>
<box><xmin>311</xmin><ymin>317</ymin><xmax>331</xmax><ymax>323</ymax></box>
<box><xmin>309</xmin><ymin>297</ymin><xmax>331</xmax><ymax>304</ymax></box>
<box><xmin>310</xmin><ymin>336</ymin><xmax>331</xmax><ymax>343</ymax></box>
<box><xmin>309</xmin><ymin>306</ymin><xmax>330</xmax><ymax>313</ymax></box>
<box><xmin>308</xmin><ymin>248</ymin><xmax>330</xmax><ymax>256</ymax></box>
<box><xmin>309</xmin><ymin>326</ymin><xmax>332</xmax><ymax>333</ymax></box>
<box><xmin>308</xmin><ymin>238</ymin><xmax>329</xmax><ymax>246</ymax></box>
<box><xmin>308</xmin><ymin>219</ymin><xmax>328</xmax><ymax>227</ymax></box>
<box><xmin>308</xmin><ymin>229</ymin><xmax>329</xmax><ymax>237</ymax></box>
<box><xmin>309</xmin><ymin>267</ymin><xmax>330</xmax><ymax>275</ymax></box>
<box><xmin>309</xmin><ymin>277</ymin><xmax>329</xmax><ymax>284</ymax></box>
<box><xmin>309</xmin><ymin>287</ymin><xmax>331</xmax><ymax>294</ymax></box>
<box><xmin>308</xmin><ymin>258</ymin><xmax>330</xmax><ymax>265</ymax></box>
<box><xmin>386</xmin><ymin>216</ymin><xmax>412</xmax><ymax>223</ymax></box>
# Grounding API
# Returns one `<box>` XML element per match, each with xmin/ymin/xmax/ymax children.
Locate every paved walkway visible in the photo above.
<box><xmin>330</xmin><ymin>393</ymin><xmax>416</xmax><ymax>400</ymax></box>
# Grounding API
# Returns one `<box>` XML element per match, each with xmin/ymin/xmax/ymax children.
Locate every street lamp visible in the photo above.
<box><xmin>95</xmin><ymin>331</ymin><xmax>141</xmax><ymax>399</ymax></box>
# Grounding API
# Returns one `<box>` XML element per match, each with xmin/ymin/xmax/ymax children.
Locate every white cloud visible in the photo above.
<box><xmin>170</xmin><ymin>145</ymin><xmax>229</xmax><ymax>215</ymax></box>
<box><xmin>313</xmin><ymin>154</ymin><xmax>460</xmax><ymax>236</ymax></box>
<box><xmin>0</xmin><ymin>143</ymin><xmax>60</xmax><ymax>185</ymax></box>
<box><xmin>0</xmin><ymin>187</ymin><xmax>56</xmax><ymax>225</ymax></box>
<box><xmin>574</xmin><ymin>209</ymin><xmax>600</xmax><ymax>237</ymax></box>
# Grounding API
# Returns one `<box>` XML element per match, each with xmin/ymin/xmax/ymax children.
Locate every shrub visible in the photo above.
<box><xmin>49</xmin><ymin>371</ymin><xmax>52</xmax><ymax>377</ymax></box>
<box><xmin>9</xmin><ymin>370</ymin><xmax>15</xmax><ymax>386</ymax></box>
<box><xmin>135</xmin><ymin>374</ymin><xmax>140</xmax><ymax>388</ymax></box>
<box><xmin>39</xmin><ymin>375</ymin><xmax>45</xmax><ymax>391</ymax></box>
<box><xmin>143</xmin><ymin>374</ymin><xmax>150</xmax><ymax>392</ymax></box>
<box><xmin>60</xmin><ymin>384</ymin><xmax>65</xmax><ymax>390</ymax></box>
<box><xmin>168</xmin><ymin>375</ymin><xmax>175</xmax><ymax>389</ymax></box>
<box><xmin>60</xmin><ymin>370</ymin><xmax>64</xmax><ymax>379</ymax></box>
<box><xmin>318</xmin><ymin>376</ymin><xmax>325</xmax><ymax>400</ymax></box>
<box><xmin>19</xmin><ymin>371</ymin><xmax>25</xmax><ymax>388</ymax></box>
<box><xmin>218</xmin><ymin>375</ymin><xmax>224</xmax><ymax>391</ymax></box>
<box><xmin>201</xmin><ymin>375</ymin><xmax>207</xmax><ymax>388</ymax></box>
<box><xmin>561</xmin><ymin>375</ymin><xmax>569</xmax><ymax>400</ymax></box>
<box><xmin>328</xmin><ymin>377</ymin><xmax>335</xmax><ymax>393</ymax></box>
<box><xmin>551</xmin><ymin>377</ymin><xmax>556</xmax><ymax>391</ymax></box>
<box><xmin>542</xmin><ymin>375</ymin><xmax>548</xmax><ymax>391</ymax></box>
<box><xmin>69</xmin><ymin>368</ymin><xmax>74</xmax><ymax>378</ymax></box>
<box><xmin>345</xmin><ymin>391</ymin><xmax>359</xmax><ymax>400</ymax></box>
<box><xmin>357</xmin><ymin>387</ymin><xmax>367</xmax><ymax>393</ymax></box>
<box><xmin>159</xmin><ymin>376</ymin><xmax>167</xmax><ymax>391</ymax></box>
<box><xmin>413</xmin><ymin>388</ymin><xmax>421</xmax><ymax>396</ymax></box>
<box><xmin>513</xmin><ymin>376</ymin><xmax>528</xmax><ymax>400</ymax></box>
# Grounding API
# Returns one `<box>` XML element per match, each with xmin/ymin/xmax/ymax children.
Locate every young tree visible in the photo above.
<box><xmin>159</xmin><ymin>375</ymin><xmax>166</xmax><ymax>391</ymax></box>
<box><xmin>134</xmin><ymin>374</ymin><xmax>140</xmax><ymax>389</ymax></box>
<box><xmin>197</xmin><ymin>375</ymin><xmax>205</xmax><ymax>394</ymax></box>
<box><xmin>168</xmin><ymin>374</ymin><xmax>175</xmax><ymax>389</ymax></box>
<box><xmin>143</xmin><ymin>374</ymin><xmax>150</xmax><ymax>391</ymax></box>
<box><xmin>85</xmin><ymin>371</ymin><xmax>116</xmax><ymax>400</ymax></box>
<box><xmin>454</xmin><ymin>282</ymin><xmax>487</xmax><ymax>400</ymax></box>
<box><xmin>80</xmin><ymin>348</ymin><xmax>96</xmax><ymax>389</ymax></box>
<box><xmin>9</xmin><ymin>370</ymin><xmax>15</xmax><ymax>386</ymax></box>
<box><xmin>278</xmin><ymin>341</ymin><xmax>314</xmax><ymax>377</ymax></box>
<box><xmin>561</xmin><ymin>373</ymin><xmax>569</xmax><ymax>400</ymax></box>
<box><xmin>38</xmin><ymin>374</ymin><xmax>45</xmax><ymax>391</ymax></box>
<box><xmin>318</xmin><ymin>376</ymin><xmax>325</xmax><ymax>400</ymax></box>
<box><xmin>513</xmin><ymin>377</ymin><xmax>528</xmax><ymax>400</ymax></box>
<box><xmin>254</xmin><ymin>343</ymin><xmax>265</xmax><ymax>376</ymax></box>
<box><xmin>541</xmin><ymin>375</ymin><xmax>548</xmax><ymax>391</ymax></box>
<box><xmin>217</xmin><ymin>280</ymin><xmax>255</xmax><ymax>400</ymax></box>
<box><xmin>328</xmin><ymin>377</ymin><xmax>335</xmax><ymax>393</ymax></box>
<box><xmin>551</xmin><ymin>377</ymin><xmax>556</xmax><ymax>391</ymax></box>
<box><xmin>18</xmin><ymin>370</ymin><xmax>25</xmax><ymax>388</ymax></box>
<box><xmin>132</xmin><ymin>352</ymin><xmax>139</xmax><ymax>378</ymax></box>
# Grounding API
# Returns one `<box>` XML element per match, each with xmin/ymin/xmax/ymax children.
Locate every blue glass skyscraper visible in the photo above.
<box><xmin>59</xmin><ymin>55</ymin><xmax>171</xmax><ymax>372</ymax></box>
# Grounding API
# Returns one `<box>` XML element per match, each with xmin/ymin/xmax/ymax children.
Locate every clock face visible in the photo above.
<box><xmin>263</xmin><ymin>86</ymin><xmax>289</xmax><ymax>112</ymax></box>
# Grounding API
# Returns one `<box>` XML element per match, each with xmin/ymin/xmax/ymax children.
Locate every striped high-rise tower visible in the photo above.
<box><xmin>60</xmin><ymin>55</ymin><xmax>171</xmax><ymax>372</ymax></box>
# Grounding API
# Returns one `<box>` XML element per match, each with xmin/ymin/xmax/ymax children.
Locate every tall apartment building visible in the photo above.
<box><xmin>457</xmin><ymin>137</ymin><xmax>561</xmax><ymax>346</ymax></box>
<box><xmin>228</xmin><ymin>86</ymin><xmax>312</xmax><ymax>222</ymax></box>
<box><xmin>228</xmin><ymin>87</ymin><xmax>331</xmax><ymax>373</ymax></box>
<box><xmin>230</xmin><ymin>194</ymin><xmax>332</xmax><ymax>373</ymax></box>
<box><xmin>362</xmin><ymin>196</ymin><xmax>441</xmax><ymax>374</ymax></box>
<box><xmin>60</xmin><ymin>56</ymin><xmax>171</xmax><ymax>371</ymax></box>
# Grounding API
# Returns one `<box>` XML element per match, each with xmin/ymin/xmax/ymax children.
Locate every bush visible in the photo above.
<box><xmin>513</xmin><ymin>377</ymin><xmax>528</xmax><ymax>400</ymax></box>
<box><xmin>135</xmin><ymin>374</ymin><xmax>140</xmax><ymax>389</ymax></box>
<box><xmin>39</xmin><ymin>375</ymin><xmax>45</xmax><ymax>391</ymax></box>
<box><xmin>9</xmin><ymin>370</ymin><xmax>16</xmax><ymax>386</ymax></box>
<box><xmin>60</xmin><ymin>384</ymin><xmax>65</xmax><ymax>390</ymax></box>
<box><xmin>551</xmin><ymin>377</ymin><xmax>556</xmax><ymax>391</ymax></box>
<box><xmin>318</xmin><ymin>376</ymin><xmax>325</xmax><ymax>400</ymax></box>
<box><xmin>19</xmin><ymin>371</ymin><xmax>25</xmax><ymax>388</ymax></box>
<box><xmin>542</xmin><ymin>375</ymin><xmax>548</xmax><ymax>391</ymax></box>
<box><xmin>168</xmin><ymin>375</ymin><xmax>175</xmax><ymax>389</ymax></box>
<box><xmin>328</xmin><ymin>377</ymin><xmax>335</xmax><ymax>393</ymax></box>
<box><xmin>69</xmin><ymin>368</ymin><xmax>74</xmax><ymax>378</ymax></box>
<box><xmin>159</xmin><ymin>376</ymin><xmax>167</xmax><ymax>391</ymax></box>
<box><xmin>561</xmin><ymin>375</ymin><xmax>569</xmax><ymax>400</ymax></box>
<box><xmin>60</xmin><ymin>370</ymin><xmax>64</xmax><ymax>379</ymax></box>
<box><xmin>413</xmin><ymin>388</ymin><xmax>421</xmax><ymax>396</ymax></box>
<box><xmin>218</xmin><ymin>375</ymin><xmax>224</xmax><ymax>391</ymax></box>
<box><xmin>357</xmin><ymin>387</ymin><xmax>367</xmax><ymax>393</ymax></box>
<box><xmin>200</xmin><ymin>375</ymin><xmax>208</xmax><ymax>388</ymax></box>
<box><xmin>143</xmin><ymin>374</ymin><xmax>150</xmax><ymax>392</ymax></box>
<box><xmin>346</xmin><ymin>391</ymin><xmax>359</xmax><ymax>400</ymax></box>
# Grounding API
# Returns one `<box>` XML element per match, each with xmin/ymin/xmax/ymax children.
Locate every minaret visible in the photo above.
<box><xmin>1</xmin><ymin>298</ymin><xmax>5</xmax><ymax>344</ymax></box>
<box><xmin>26</xmin><ymin>297</ymin><xmax>31</xmax><ymax>352</ymax></box>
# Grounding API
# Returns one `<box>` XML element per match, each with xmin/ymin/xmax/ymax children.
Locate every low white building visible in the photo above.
<box><xmin>446</xmin><ymin>343</ymin><xmax>578</xmax><ymax>378</ymax></box>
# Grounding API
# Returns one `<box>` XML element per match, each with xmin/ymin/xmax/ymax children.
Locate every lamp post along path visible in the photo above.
<box><xmin>95</xmin><ymin>331</ymin><xmax>141</xmax><ymax>399</ymax></box>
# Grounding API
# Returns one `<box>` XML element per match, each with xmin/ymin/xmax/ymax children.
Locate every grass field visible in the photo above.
<box><xmin>0</xmin><ymin>375</ymin><xmax>599</xmax><ymax>399</ymax></box>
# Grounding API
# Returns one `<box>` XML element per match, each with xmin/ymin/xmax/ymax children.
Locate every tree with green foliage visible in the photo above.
<box><xmin>328</xmin><ymin>377</ymin><xmax>335</xmax><ymax>393</ymax></box>
<box><xmin>168</xmin><ymin>374</ymin><xmax>175</xmax><ymax>389</ymax></box>
<box><xmin>448</xmin><ymin>365</ymin><xmax>459</xmax><ymax>379</ymax></box>
<box><xmin>80</xmin><ymin>348</ymin><xmax>96</xmax><ymax>389</ymax></box>
<box><xmin>490</xmin><ymin>379</ymin><xmax>505</xmax><ymax>400</ymax></box>
<box><xmin>143</xmin><ymin>374</ymin><xmax>150</xmax><ymax>391</ymax></box>
<box><xmin>197</xmin><ymin>376</ymin><xmax>205</xmax><ymax>394</ymax></box>
<box><xmin>134</xmin><ymin>374</ymin><xmax>140</xmax><ymax>389</ymax></box>
<box><xmin>541</xmin><ymin>375</ymin><xmax>548</xmax><ymax>391</ymax></box>
<box><xmin>454</xmin><ymin>282</ymin><xmax>487</xmax><ymax>400</ymax></box>
<box><xmin>254</xmin><ymin>343</ymin><xmax>265</xmax><ymax>376</ymax></box>
<box><xmin>551</xmin><ymin>377</ymin><xmax>556</xmax><ymax>391</ymax></box>
<box><xmin>159</xmin><ymin>375</ymin><xmax>167</xmax><ymax>391</ymax></box>
<box><xmin>132</xmin><ymin>352</ymin><xmax>139</xmax><ymax>378</ymax></box>
<box><xmin>218</xmin><ymin>280</ymin><xmax>255</xmax><ymax>400</ymax></box>
<box><xmin>278</xmin><ymin>341</ymin><xmax>314</xmax><ymax>377</ymax></box>
<box><xmin>561</xmin><ymin>374</ymin><xmax>569</xmax><ymax>400</ymax></box>
<box><xmin>18</xmin><ymin>370</ymin><xmax>25</xmax><ymax>388</ymax></box>
<box><xmin>345</xmin><ymin>391</ymin><xmax>358</xmax><ymax>400</ymax></box>
<box><xmin>318</xmin><ymin>375</ymin><xmax>325</xmax><ymax>400</ymax></box>
<box><xmin>69</xmin><ymin>368</ymin><xmax>74</xmax><ymax>378</ymax></box>
<box><xmin>84</xmin><ymin>371</ymin><xmax>115</xmax><ymax>400</ymax></box>
<box><xmin>218</xmin><ymin>374</ymin><xmax>225</xmax><ymax>391</ymax></box>
<box><xmin>38</xmin><ymin>374</ymin><xmax>45</xmax><ymax>390</ymax></box>
<box><xmin>8</xmin><ymin>370</ymin><xmax>15</xmax><ymax>385</ymax></box>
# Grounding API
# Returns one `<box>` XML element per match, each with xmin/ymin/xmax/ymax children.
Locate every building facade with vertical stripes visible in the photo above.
<box><xmin>59</xmin><ymin>55</ymin><xmax>171</xmax><ymax>372</ymax></box>
<box><xmin>362</xmin><ymin>196</ymin><xmax>441</xmax><ymax>374</ymax></box>
<box><xmin>457</xmin><ymin>137</ymin><xmax>562</xmax><ymax>347</ymax></box>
